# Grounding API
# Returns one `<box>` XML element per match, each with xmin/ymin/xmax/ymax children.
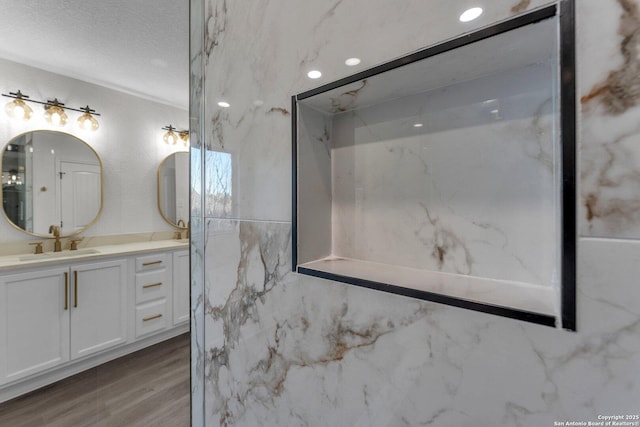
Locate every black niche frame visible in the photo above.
<box><xmin>291</xmin><ymin>1</ymin><xmax>576</xmax><ymax>331</ymax></box>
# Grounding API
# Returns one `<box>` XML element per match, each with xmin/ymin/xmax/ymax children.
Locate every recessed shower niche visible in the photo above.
<box><xmin>292</xmin><ymin>3</ymin><xmax>576</xmax><ymax>329</ymax></box>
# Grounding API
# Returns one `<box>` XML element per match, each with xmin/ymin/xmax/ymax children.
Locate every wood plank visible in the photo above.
<box><xmin>0</xmin><ymin>333</ymin><xmax>189</xmax><ymax>427</ymax></box>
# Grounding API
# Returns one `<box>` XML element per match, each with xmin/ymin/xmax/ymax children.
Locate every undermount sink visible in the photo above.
<box><xmin>19</xmin><ymin>248</ymin><xmax>101</xmax><ymax>261</ymax></box>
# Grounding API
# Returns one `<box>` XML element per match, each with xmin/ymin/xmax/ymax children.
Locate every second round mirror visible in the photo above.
<box><xmin>158</xmin><ymin>151</ymin><xmax>189</xmax><ymax>228</ymax></box>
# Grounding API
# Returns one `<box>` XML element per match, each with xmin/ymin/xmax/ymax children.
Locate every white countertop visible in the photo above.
<box><xmin>0</xmin><ymin>239</ymin><xmax>189</xmax><ymax>272</ymax></box>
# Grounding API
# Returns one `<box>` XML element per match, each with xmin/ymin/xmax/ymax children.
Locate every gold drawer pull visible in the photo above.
<box><xmin>143</xmin><ymin>282</ymin><xmax>163</xmax><ymax>289</ymax></box>
<box><xmin>142</xmin><ymin>260</ymin><xmax>162</xmax><ymax>266</ymax></box>
<box><xmin>64</xmin><ymin>272</ymin><xmax>68</xmax><ymax>310</ymax></box>
<box><xmin>74</xmin><ymin>270</ymin><xmax>78</xmax><ymax>308</ymax></box>
<box><xmin>143</xmin><ymin>314</ymin><xmax>162</xmax><ymax>322</ymax></box>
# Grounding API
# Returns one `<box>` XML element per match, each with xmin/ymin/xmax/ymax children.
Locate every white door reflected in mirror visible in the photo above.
<box><xmin>1</xmin><ymin>131</ymin><xmax>103</xmax><ymax>237</ymax></box>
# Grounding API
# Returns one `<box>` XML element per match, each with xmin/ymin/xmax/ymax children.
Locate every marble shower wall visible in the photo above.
<box><xmin>327</xmin><ymin>63</ymin><xmax>558</xmax><ymax>286</ymax></box>
<box><xmin>191</xmin><ymin>0</ymin><xmax>640</xmax><ymax>425</ymax></box>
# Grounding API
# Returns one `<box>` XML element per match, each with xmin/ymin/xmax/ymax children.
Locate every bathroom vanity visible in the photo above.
<box><xmin>0</xmin><ymin>129</ymin><xmax>191</xmax><ymax>403</ymax></box>
<box><xmin>0</xmin><ymin>240</ymin><xmax>189</xmax><ymax>403</ymax></box>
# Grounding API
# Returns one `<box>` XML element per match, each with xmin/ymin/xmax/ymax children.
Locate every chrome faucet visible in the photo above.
<box><xmin>49</xmin><ymin>225</ymin><xmax>62</xmax><ymax>252</ymax></box>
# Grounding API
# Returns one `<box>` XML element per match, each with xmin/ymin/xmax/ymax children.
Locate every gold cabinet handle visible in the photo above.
<box><xmin>143</xmin><ymin>314</ymin><xmax>162</xmax><ymax>322</ymax></box>
<box><xmin>64</xmin><ymin>272</ymin><xmax>68</xmax><ymax>310</ymax></box>
<box><xmin>142</xmin><ymin>260</ymin><xmax>162</xmax><ymax>266</ymax></box>
<box><xmin>73</xmin><ymin>270</ymin><xmax>78</xmax><ymax>308</ymax></box>
<box><xmin>143</xmin><ymin>282</ymin><xmax>163</xmax><ymax>289</ymax></box>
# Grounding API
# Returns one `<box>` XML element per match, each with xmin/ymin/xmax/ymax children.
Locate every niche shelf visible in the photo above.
<box><xmin>292</xmin><ymin>3</ymin><xmax>575</xmax><ymax>329</ymax></box>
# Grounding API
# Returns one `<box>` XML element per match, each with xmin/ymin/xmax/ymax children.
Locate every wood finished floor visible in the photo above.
<box><xmin>0</xmin><ymin>333</ymin><xmax>190</xmax><ymax>427</ymax></box>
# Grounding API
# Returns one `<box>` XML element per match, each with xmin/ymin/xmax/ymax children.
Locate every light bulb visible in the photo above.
<box><xmin>179</xmin><ymin>131</ymin><xmax>190</xmax><ymax>146</ymax></box>
<box><xmin>77</xmin><ymin>112</ymin><xmax>100</xmax><ymax>131</ymax></box>
<box><xmin>5</xmin><ymin>99</ymin><xmax>33</xmax><ymax>120</ymax></box>
<box><xmin>164</xmin><ymin>130</ymin><xmax>178</xmax><ymax>145</ymax></box>
<box><xmin>307</xmin><ymin>70</ymin><xmax>322</xmax><ymax>79</ymax></box>
<box><xmin>44</xmin><ymin>105</ymin><xmax>68</xmax><ymax>126</ymax></box>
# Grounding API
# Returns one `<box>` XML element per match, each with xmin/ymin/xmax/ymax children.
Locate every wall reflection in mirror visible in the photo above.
<box><xmin>1</xmin><ymin>131</ymin><xmax>102</xmax><ymax>237</ymax></box>
<box><xmin>158</xmin><ymin>151</ymin><xmax>190</xmax><ymax>227</ymax></box>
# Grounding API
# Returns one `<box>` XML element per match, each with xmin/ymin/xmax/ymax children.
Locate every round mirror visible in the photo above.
<box><xmin>158</xmin><ymin>151</ymin><xmax>189</xmax><ymax>228</ymax></box>
<box><xmin>1</xmin><ymin>131</ymin><xmax>103</xmax><ymax>237</ymax></box>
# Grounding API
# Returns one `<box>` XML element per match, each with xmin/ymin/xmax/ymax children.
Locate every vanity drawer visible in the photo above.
<box><xmin>135</xmin><ymin>253</ymin><xmax>168</xmax><ymax>272</ymax></box>
<box><xmin>135</xmin><ymin>299</ymin><xmax>169</xmax><ymax>338</ymax></box>
<box><xmin>135</xmin><ymin>269</ymin><xmax>169</xmax><ymax>303</ymax></box>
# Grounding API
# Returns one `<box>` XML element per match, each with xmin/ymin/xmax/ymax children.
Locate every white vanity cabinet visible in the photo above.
<box><xmin>0</xmin><ymin>267</ymin><xmax>70</xmax><ymax>384</ymax></box>
<box><xmin>132</xmin><ymin>249</ymin><xmax>189</xmax><ymax>336</ymax></box>
<box><xmin>133</xmin><ymin>253</ymin><xmax>171</xmax><ymax>338</ymax></box>
<box><xmin>0</xmin><ymin>258</ymin><xmax>127</xmax><ymax>385</ymax></box>
<box><xmin>69</xmin><ymin>259</ymin><xmax>127</xmax><ymax>359</ymax></box>
<box><xmin>172</xmin><ymin>250</ymin><xmax>189</xmax><ymax>325</ymax></box>
<box><xmin>0</xmin><ymin>241</ymin><xmax>189</xmax><ymax>402</ymax></box>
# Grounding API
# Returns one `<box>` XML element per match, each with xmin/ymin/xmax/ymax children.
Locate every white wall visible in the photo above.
<box><xmin>0</xmin><ymin>58</ymin><xmax>188</xmax><ymax>242</ymax></box>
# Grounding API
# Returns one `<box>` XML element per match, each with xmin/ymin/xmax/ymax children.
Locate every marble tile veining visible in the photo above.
<box><xmin>579</xmin><ymin>0</ymin><xmax>640</xmax><ymax>238</ymax></box>
<box><xmin>191</xmin><ymin>0</ymin><xmax>640</xmax><ymax>425</ymax></box>
<box><xmin>200</xmin><ymin>221</ymin><xmax>640</xmax><ymax>426</ymax></box>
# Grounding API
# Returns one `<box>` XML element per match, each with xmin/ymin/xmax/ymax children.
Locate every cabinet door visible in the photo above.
<box><xmin>70</xmin><ymin>259</ymin><xmax>127</xmax><ymax>359</ymax></box>
<box><xmin>172</xmin><ymin>250</ymin><xmax>190</xmax><ymax>325</ymax></box>
<box><xmin>0</xmin><ymin>268</ymin><xmax>70</xmax><ymax>384</ymax></box>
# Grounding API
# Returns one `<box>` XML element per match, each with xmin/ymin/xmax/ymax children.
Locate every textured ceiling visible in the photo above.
<box><xmin>0</xmin><ymin>0</ymin><xmax>189</xmax><ymax>109</ymax></box>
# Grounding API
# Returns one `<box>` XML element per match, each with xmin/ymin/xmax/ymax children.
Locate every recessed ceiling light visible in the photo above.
<box><xmin>459</xmin><ymin>7</ymin><xmax>483</xmax><ymax>22</ymax></box>
<box><xmin>345</xmin><ymin>58</ymin><xmax>361</xmax><ymax>66</ymax></box>
<box><xmin>413</xmin><ymin>123</ymin><xmax>424</xmax><ymax>128</ymax></box>
<box><xmin>217</xmin><ymin>101</ymin><xmax>230</xmax><ymax>108</ymax></box>
<box><xmin>307</xmin><ymin>70</ymin><xmax>322</xmax><ymax>79</ymax></box>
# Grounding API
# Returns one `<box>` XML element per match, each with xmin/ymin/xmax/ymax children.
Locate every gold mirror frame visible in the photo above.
<box><xmin>0</xmin><ymin>130</ymin><xmax>104</xmax><ymax>238</ymax></box>
<box><xmin>157</xmin><ymin>151</ymin><xmax>189</xmax><ymax>229</ymax></box>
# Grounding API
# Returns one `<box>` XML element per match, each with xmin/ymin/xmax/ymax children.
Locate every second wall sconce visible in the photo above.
<box><xmin>43</xmin><ymin>98</ymin><xmax>68</xmax><ymax>126</ymax></box>
<box><xmin>2</xmin><ymin>90</ymin><xmax>101</xmax><ymax>131</ymax></box>
<box><xmin>163</xmin><ymin>124</ymin><xmax>189</xmax><ymax>146</ymax></box>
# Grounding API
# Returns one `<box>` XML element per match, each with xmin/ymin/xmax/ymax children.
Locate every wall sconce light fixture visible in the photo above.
<box><xmin>43</xmin><ymin>98</ymin><xmax>68</xmax><ymax>126</ymax></box>
<box><xmin>2</xmin><ymin>89</ymin><xmax>101</xmax><ymax>131</ymax></box>
<box><xmin>4</xmin><ymin>90</ymin><xmax>33</xmax><ymax>121</ymax></box>
<box><xmin>178</xmin><ymin>130</ymin><xmax>189</xmax><ymax>145</ymax></box>
<box><xmin>77</xmin><ymin>105</ymin><xmax>100</xmax><ymax>131</ymax></box>
<box><xmin>163</xmin><ymin>125</ymin><xmax>189</xmax><ymax>146</ymax></box>
<box><xmin>163</xmin><ymin>125</ymin><xmax>178</xmax><ymax>145</ymax></box>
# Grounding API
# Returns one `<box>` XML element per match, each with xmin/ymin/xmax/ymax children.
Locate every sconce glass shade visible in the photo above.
<box><xmin>178</xmin><ymin>131</ymin><xmax>189</xmax><ymax>146</ymax></box>
<box><xmin>5</xmin><ymin>98</ymin><xmax>33</xmax><ymax>121</ymax></box>
<box><xmin>78</xmin><ymin>112</ymin><xmax>100</xmax><ymax>131</ymax></box>
<box><xmin>164</xmin><ymin>129</ymin><xmax>178</xmax><ymax>145</ymax></box>
<box><xmin>44</xmin><ymin>105</ymin><xmax>68</xmax><ymax>126</ymax></box>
